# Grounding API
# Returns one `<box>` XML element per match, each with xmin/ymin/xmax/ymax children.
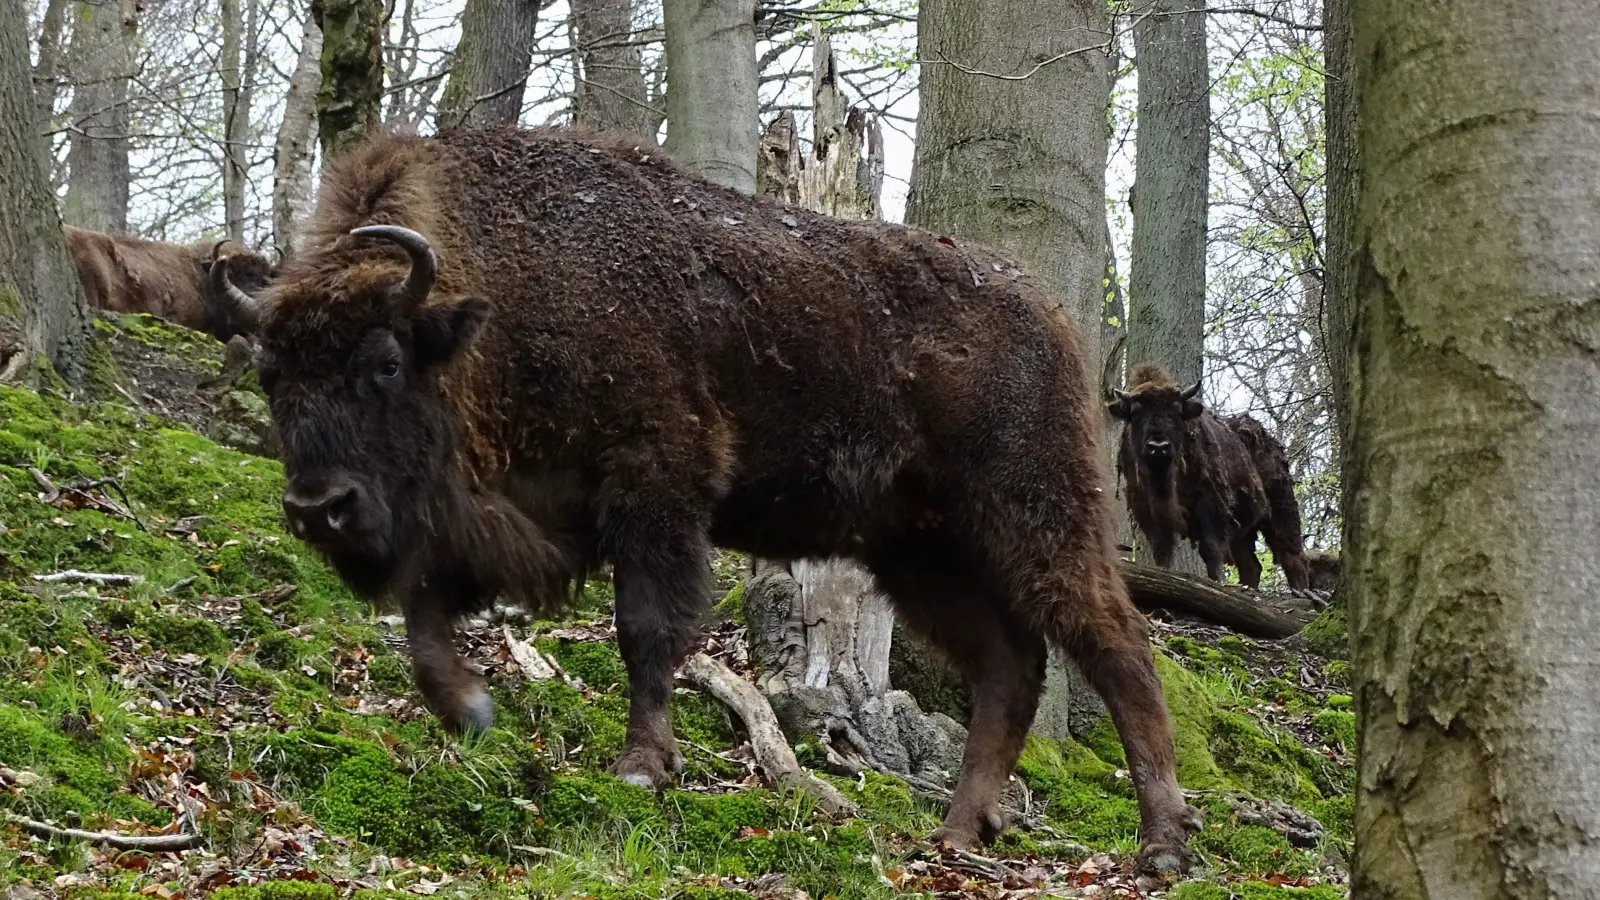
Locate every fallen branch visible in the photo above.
<box><xmin>681</xmin><ymin>652</ymin><xmax>857</xmax><ymax>818</ymax></box>
<box><xmin>5</xmin><ymin>813</ymin><xmax>202</xmax><ymax>852</ymax></box>
<box><xmin>502</xmin><ymin>625</ymin><xmax>585</xmax><ymax>691</ymax></box>
<box><xmin>1119</xmin><ymin>561</ymin><xmax>1304</xmax><ymax>639</ymax></box>
<box><xmin>33</xmin><ymin>570</ymin><xmax>146</xmax><ymax>587</ymax></box>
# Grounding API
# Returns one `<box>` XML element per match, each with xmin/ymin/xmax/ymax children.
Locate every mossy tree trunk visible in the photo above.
<box><xmin>1348</xmin><ymin>1</ymin><xmax>1600</xmax><ymax>892</ymax></box>
<box><xmin>571</xmin><ymin>0</ymin><xmax>655</xmax><ymax>141</ymax></box>
<box><xmin>662</xmin><ymin>0</ymin><xmax>756</xmax><ymax>193</ymax></box>
<box><xmin>314</xmin><ymin>0</ymin><xmax>384</xmax><ymax>163</ymax></box>
<box><xmin>0</xmin><ymin>0</ymin><xmax>93</xmax><ymax>386</ymax></box>
<box><xmin>62</xmin><ymin>0</ymin><xmax>138</xmax><ymax>233</ymax></box>
<box><xmin>1321</xmin><ymin>0</ymin><xmax>1354</xmax><ymax>455</ymax></box>
<box><xmin>435</xmin><ymin>0</ymin><xmax>539</xmax><ymax>131</ymax></box>
<box><xmin>905</xmin><ymin>0</ymin><xmax>1111</xmax><ymax>742</ymax></box>
<box><xmin>219</xmin><ymin>0</ymin><xmax>255</xmax><ymax>244</ymax></box>
<box><xmin>272</xmin><ymin>10</ymin><xmax>323</xmax><ymax>257</ymax></box>
<box><xmin>1126</xmin><ymin>0</ymin><xmax>1209</xmax><ymax>577</ymax></box>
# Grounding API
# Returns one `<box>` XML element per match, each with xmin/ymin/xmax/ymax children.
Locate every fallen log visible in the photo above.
<box><xmin>681</xmin><ymin>652</ymin><xmax>857</xmax><ymax>818</ymax></box>
<box><xmin>1118</xmin><ymin>561</ymin><xmax>1305</xmax><ymax>640</ymax></box>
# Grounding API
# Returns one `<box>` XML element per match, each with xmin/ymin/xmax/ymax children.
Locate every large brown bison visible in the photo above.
<box><xmin>1109</xmin><ymin>363</ymin><xmax>1311</xmax><ymax>591</ymax></box>
<box><xmin>64</xmin><ymin>226</ymin><xmax>275</xmax><ymax>342</ymax></box>
<box><xmin>239</xmin><ymin>126</ymin><xmax>1201</xmax><ymax>871</ymax></box>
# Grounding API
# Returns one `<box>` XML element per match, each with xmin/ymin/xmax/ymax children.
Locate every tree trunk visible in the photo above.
<box><xmin>662</xmin><ymin>0</ymin><xmax>756</xmax><ymax>193</ymax></box>
<box><xmin>62</xmin><ymin>0</ymin><xmax>138</xmax><ymax>233</ymax></box>
<box><xmin>220</xmin><ymin>0</ymin><xmax>249</xmax><ymax>244</ymax></box>
<box><xmin>314</xmin><ymin>0</ymin><xmax>384</xmax><ymax>163</ymax></box>
<box><xmin>570</xmin><ymin>0</ymin><xmax>654</xmax><ymax>140</ymax></box>
<box><xmin>1126</xmin><ymin>0</ymin><xmax>1209</xmax><ymax>577</ymax></box>
<box><xmin>0</xmin><ymin>0</ymin><xmax>93</xmax><ymax>386</ymax></box>
<box><xmin>905</xmin><ymin>0</ymin><xmax>1110</xmax><ymax>743</ymax></box>
<box><xmin>1348</xmin><ymin>1</ymin><xmax>1600</xmax><ymax>892</ymax></box>
<box><xmin>272</xmin><ymin>10</ymin><xmax>323</xmax><ymax>257</ymax></box>
<box><xmin>435</xmin><ymin>0</ymin><xmax>539</xmax><ymax>131</ymax></box>
<box><xmin>1321</xmin><ymin>0</ymin><xmax>1354</xmax><ymax>455</ymax></box>
<box><xmin>33</xmin><ymin>0</ymin><xmax>69</xmax><ymax>137</ymax></box>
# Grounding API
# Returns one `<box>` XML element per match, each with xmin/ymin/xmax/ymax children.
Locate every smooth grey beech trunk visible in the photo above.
<box><xmin>1348</xmin><ymin>1</ymin><xmax>1600</xmax><ymax>893</ymax></box>
<box><xmin>661</xmin><ymin>0</ymin><xmax>756</xmax><ymax>193</ymax></box>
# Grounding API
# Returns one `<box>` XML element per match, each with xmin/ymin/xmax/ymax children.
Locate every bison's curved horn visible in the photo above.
<box><xmin>1179</xmin><ymin>380</ymin><xmax>1202</xmax><ymax>401</ymax></box>
<box><xmin>1112</xmin><ymin>389</ymin><xmax>1133</xmax><ymax>403</ymax></box>
<box><xmin>209</xmin><ymin>239</ymin><xmax>231</xmax><ymax>264</ymax></box>
<box><xmin>349</xmin><ymin>225</ymin><xmax>437</xmax><ymax>310</ymax></box>
<box><xmin>211</xmin><ymin>256</ymin><xmax>263</xmax><ymax>334</ymax></box>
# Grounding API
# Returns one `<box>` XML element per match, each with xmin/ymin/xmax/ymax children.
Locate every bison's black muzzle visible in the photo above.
<box><xmin>283</xmin><ymin>475</ymin><xmax>372</xmax><ymax>552</ymax></box>
<box><xmin>1142</xmin><ymin>439</ymin><xmax>1175</xmax><ymax>468</ymax></box>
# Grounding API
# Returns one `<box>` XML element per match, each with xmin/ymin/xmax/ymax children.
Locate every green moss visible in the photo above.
<box><xmin>138</xmin><ymin>612</ymin><xmax>229</xmax><ymax>657</ymax></box>
<box><xmin>540</xmin><ymin>638</ymin><xmax>628</xmax><ymax>692</ymax></box>
<box><xmin>1170</xmin><ymin>884</ymin><xmax>1345</xmax><ymax>900</ymax></box>
<box><xmin>1154</xmin><ymin>652</ymin><xmax>1229</xmax><ymax>790</ymax></box>
<box><xmin>1014</xmin><ymin>735</ymin><xmax>1140</xmax><ymax>849</ymax></box>
<box><xmin>1300</xmin><ymin>599</ymin><xmax>1348</xmax><ymax>659</ymax></box>
<box><xmin>365</xmin><ymin>653</ymin><xmax>413</xmax><ymax>694</ymax></box>
<box><xmin>211</xmin><ymin>883</ymin><xmax>338</xmax><ymax>900</ymax></box>
<box><xmin>1310</xmin><ymin>710</ymin><xmax>1355</xmax><ymax>749</ymax></box>
<box><xmin>1080</xmin><ymin>715</ymin><xmax>1126</xmax><ymax>768</ymax></box>
<box><xmin>711</xmin><ymin>580</ymin><xmax>745</xmax><ymax>624</ymax></box>
<box><xmin>1324</xmin><ymin>693</ymin><xmax>1352</xmax><ymax>710</ymax></box>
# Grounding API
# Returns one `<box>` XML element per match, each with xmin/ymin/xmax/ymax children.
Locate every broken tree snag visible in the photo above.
<box><xmin>4</xmin><ymin>814</ymin><xmax>203</xmax><ymax>851</ymax></box>
<box><xmin>681</xmin><ymin>652</ymin><xmax>858</xmax><ymax>818</ymax></box>
<box><xmin>1118</xmin><ymin>561</ymin><xmax>1304</xmax><ymax>639</ymax></box>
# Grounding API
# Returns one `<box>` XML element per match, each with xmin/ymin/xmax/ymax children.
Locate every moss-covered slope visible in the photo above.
<box><xmin>0</xmin><ymin>381</ymin><xmax>1352</xmax><ymax>898</ymax></box>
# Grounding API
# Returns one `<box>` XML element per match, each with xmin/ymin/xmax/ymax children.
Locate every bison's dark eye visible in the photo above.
<box><xmin>377</xmin><ymin>359</ymin><xmax>401</xmax><ymax>380</ymax></box>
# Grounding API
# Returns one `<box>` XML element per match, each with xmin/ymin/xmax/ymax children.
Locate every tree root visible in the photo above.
<box><xmin>682</xmin><ymin>652</ymin><xmax>858</xmax><ymax>818</ymax></box>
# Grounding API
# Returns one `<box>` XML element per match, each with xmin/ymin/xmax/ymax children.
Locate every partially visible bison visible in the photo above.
<box><xmin>63</xmin><ymin>226</ymin><xmax>276</xmax><ymax>342</ymax></box>
<box><xmin>1109</xmin><ymin>363</ymin><xmax>1311</xmax><ymax>591</ymax></box>
<box><xmin>239</xmin><ymin>126</ymin><xmax>1201</xmax><ymax>871</ymax></box>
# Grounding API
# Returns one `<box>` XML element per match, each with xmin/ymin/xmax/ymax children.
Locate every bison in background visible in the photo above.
<box><xmin>239</xmin><ymin>126</ymin><xmax>1202</xmax><ymax>872</ymax></box>
<box><xmin>1109</xmin><ymin>363</ymin><xmax>1311</xmax><ymax>591</ymax></box>
<box><xmin>63</xmin><ymin>226</ymin><xmax>276</xmax><ymax>343</ymax></box>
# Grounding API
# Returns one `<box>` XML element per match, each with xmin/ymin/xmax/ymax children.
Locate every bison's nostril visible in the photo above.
<box><xmin>283</xmin><ymin>483</ymin><xmax>361</xmax><ymax>536</ymax></box>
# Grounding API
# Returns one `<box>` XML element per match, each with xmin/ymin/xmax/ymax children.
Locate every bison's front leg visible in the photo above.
<box><xmin>608</xmin><ymin>528</ymin><xmax>709</xmax><ymax>789</ymax></box>
<box><xmin>403</xmin><ymin>580</ymin><xmax>496</xmax><ymax>734</ymax></box>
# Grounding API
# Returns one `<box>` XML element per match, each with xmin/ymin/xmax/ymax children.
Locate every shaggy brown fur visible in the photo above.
<box><xmin>1110</xmin><ymin>363</ymin><xmax>1310</xmax><ymax>590</ymax></box>
<box><xmin>252</xmin><ymin>126</ymin><xmax>1201</xmax><ymax>872</ymax></box>
<box><xmin>1305</xmin><ymin>549</ymin><xmax>1340</xmax><ymax>592</ymax></box>
<box><xmin>64</xmin><ymin>226</ymin><xmax>276</xmax><ymax>341</ymax></box>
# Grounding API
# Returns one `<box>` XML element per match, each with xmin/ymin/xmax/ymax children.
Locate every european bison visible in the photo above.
<box><xmin>242</xmin><ymin>126</ymin><xmax>1201</xmax><ymax>871</ymax></box>
<box><xmin>64</xmin><ymin>226</ymin><xmax>275</xmax><ymax>342</ymax></box>
<box><xmin>1109</xmin><ymin>363</ymin><xmax>1311</xmax><ymax>591</ymax></box>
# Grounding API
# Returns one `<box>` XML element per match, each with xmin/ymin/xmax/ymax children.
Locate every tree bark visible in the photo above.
<box><xmin>0</xmin><ymin>0</ymin><xmax>94</xmax><ymax>386</ymax></box>
<box><xmin>1126</xmin><ymin>0</ymin><xmax>1209</xmax><ymax>577</ymax></box>
<box><xmin>220</xmin><ymin>0</ymin><xmax>249</xmax><ymax>244</ymax></box>
<box><xmin>1348</xmin><ymin>1</ymin><xmax>1600</xmax><ymax>893</ymax></box>
<box><xmin>662</xmin><ymin>0</ymin><xmax>757</xmax><ymax>193</ymax></box>
<box><xmin>1321</xmin><ymin>0</ymin><xmax>1354</xmax><ymax>455</ymax></box>
<box><xmin>62</xmin><ymin>0</ymin><xmax>138</xmax><ymax>233</ymax></box>
<box><xmin>570</xmin><ymin>0</ymin><xmax>654</xmax><ymax>140</ymax></box>
<box><xmin>906</xmin><ymin>0</ymin><xmax>1110</xmax><ymax>743</ymax></box>
<box><xmin>435</xmin><ymin>0</ymin><xmax>539</xmax><ymax>131</ymax></box>
<box><xmin>33</xmin><ymin>0</ymin><xmax>69</xmax><ymax>138</ymax></box>
<box><xmin>314</xmin><ymin>0</ymin><xmax>384</xmax><ymax>163</ymax></box>
<box><xmin>1119</xmin><ymin>562</ymin><xmax>1303</xmax><ymax>639</ymax></box>
<box><xmin>272</xmin><ymin>9</ymin><xmax>323</xmax><ymax>257</ymax></box>
<box><xmin>1127</xmin><ymin>0</ymin><xmax>1208</xmax><ymax>389</ymax></box>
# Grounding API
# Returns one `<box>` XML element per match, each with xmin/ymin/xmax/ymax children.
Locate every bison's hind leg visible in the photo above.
<box><xmin>866</xmin><ymin>536</ymin><xmax>1046</xmax><ymax>851</ymax></box>
<box><xmin>1014</xmin><ymin>553</ymin><xmax>1202</xmax><ymax>873</ymax></box>
<box><xmin>1230</xmin><ymin>530</ymin><xmax>1264</xmax><ymax>590</ymax></box>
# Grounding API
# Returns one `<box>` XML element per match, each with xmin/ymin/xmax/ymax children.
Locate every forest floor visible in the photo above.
<box><xmin>0</xmin><ymin>317</ymin><xmax>1353</xmax><ymax>900</ymax></box>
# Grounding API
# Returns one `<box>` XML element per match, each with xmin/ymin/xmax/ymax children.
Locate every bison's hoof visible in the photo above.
<box><xmin>440</xmin><ymin>691</ymin><xmax>496</xmax><ymax>735</ymax></box>
<box><xmin>1136</xmin><ymin>842</ymin><xmax>1195</xmax><ymax>875</ymax></box>
<box><xmin>611</xmin><ymin>743</ymin><xmax>683</xmax><ymax>790</ymax></box>
<box><xmin>927</xmin><ymin>809</ymin><xmax>1003</xmax><ymax>852</ymax></box>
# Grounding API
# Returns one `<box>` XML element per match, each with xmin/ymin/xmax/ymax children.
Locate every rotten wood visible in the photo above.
<box><xmin>33</xmin><ymin>570</ymin><xmax>145</xmax><ymax>587</ymax></box>
<box><xmin>1118</xmin><ymin>561</ymin><xmax>1305</xmax><ymax>639</ymax></box>
<box><xmin>5</xmin><ymin>813</ymin><xmax>203</xmax><ymax>851</ymax></box>
<box><xmin>681</xmin><ymin>652</ymin><xmax>857</xmax><ymax>818</ymax></box>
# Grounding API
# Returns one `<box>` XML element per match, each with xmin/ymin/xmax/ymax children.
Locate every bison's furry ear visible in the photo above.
<box><xmin>1106</xmin><ymin>397</ymin><xmax>1130</xmax><ymax>420</ymax></box>
<box><xmin>1181</xmin><ymin>398</ymin><xmax>1204</xmax><ymax>420</ymax></box>
<box><xmin>411</xmin><ymin>297</ymin><xmax>490</xmax><ymax>370</ymax></box>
